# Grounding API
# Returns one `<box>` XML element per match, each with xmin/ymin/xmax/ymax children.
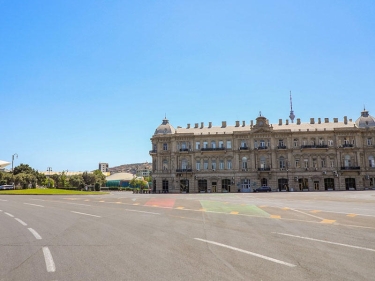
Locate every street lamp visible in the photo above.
<box><xmin>47</xmin><ymin>167</ymin><xmax>52</xmax><ymax>188</ymax></box>
<box><xmin>12</xmin><ymin>153</ymin><xmax>18</xmax><ymax>189</ymax></box>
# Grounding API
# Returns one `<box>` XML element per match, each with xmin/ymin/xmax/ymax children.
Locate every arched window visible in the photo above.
<box><xmin>242</xmin><ymin>157</ymin><xmax>247</xmax><ymax>169</ymax></box>
<box><xmin>369</xmin><ymin>156</ymin><xmax>375</xmax><ymax>168</ymax></box>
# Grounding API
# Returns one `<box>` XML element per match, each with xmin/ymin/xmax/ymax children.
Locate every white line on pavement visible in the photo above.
<box><xmin>275</xmin><ymin>233</ymin><xmax>375</xmax><ymax>252</ymax></box>
<box><xmin>24</xmin><ymin>203</ymin><xmax>44</xmax><ymax>207</ymax></box>
<box><xmin>67</xmin><ymin>202</ymin><xmax>91</xmax><ymax>206</ymax></box>
<box><xmin>124</xmin><ymin>209</ymin><xmax>160</xmax><ymax>215</ymax></box>
<box><xmin>15</xmin><ymin>218</ymin><xmax>27</xmax><ymax>226</ymax></box>
<box><xmin>28</xmin><ymin>228</ymin><xmax>42</xmax><ymax>240</ymax></box>
<box><xmin>291</xmin><ymin>209</ymin><xmax>325</xmax><ymax>220</ymax></box>
<box><xmin>0</xmin><ymin>199</ymin><xmax>8</xmax><ymax>201</ymax></box>
<box><xmin>194</xmin><ymin>238</ymin><xmax>296</xmax><ymax>267</ymax></box>
<box><xmin>71</xmin><ymin>211</ymin><xmax>101</xmax><ymax>218</ymax></box>
<box><xmin>5</xmin><ymin>212</ymin><xmax>14</xmax><ymax>217</ymax></box>
<box><xmin>42</xmin><ymin>247</ymin><xmax>56</xmax><ymax>272</ymax></box>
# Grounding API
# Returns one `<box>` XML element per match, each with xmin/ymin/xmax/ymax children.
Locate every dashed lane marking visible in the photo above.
<box><xmin>71</xmin><ymin>211</ymin><xmax>101</xmax><ymax>218</ymax></box>
<box><xmin>275</xmin><ymin>232</ymin><xmax>375</xmax><ymax>252</ymax></box>
<box><xmin>15</xmin><ymin>218</ymin><xmax>27</xmax><ymax>226</ymax></box>
<box><xmin>43</xmin><ymin>247</ymin><xmax>56</xmax><ymax>272</ymax></box>
<box><xmin>282</xmin><ymin>207</ymin><xmax>290</xmax><ymax>210</ymax></box>
<box><xmin>195</xmin><ymin>238</ymin><xmax>296</xmax><ymax>267</ymax></box>
<box><xmin>24</xmin><ymin>203</ymin><xmax>44</xmax><ymax>207</ymax></box>
<box><xmin>5</xmin><ymin>212</ymin><xmax>14</xmax><ymax>217</ymax></box>
<box><xmin>176</xmin><ymin>207</ymin><xmax>185</xmax><ymax>209</ymax></box>
<box><xmin>310</xmin><ymin>210</ymin><xmax>321</xmax><ymax>213</ymax></box>
<box><xmin>28</xmin><ymin>228</ymin><xmax>42</xmax><ymax>240</ymax></box>
<box><xmin>347</xmin><ymin>214</ymin><xmax>357</xmax><ymax>217</ymax></box>
<box><xmin>292</xmin><ymin>209</ymin><xmax>325</xmax><ymax>220</ymax></box>
<box><xmin>320</xmin><ymin>219</ymin><xmax>336</xmax><ymax>224</ymax></box>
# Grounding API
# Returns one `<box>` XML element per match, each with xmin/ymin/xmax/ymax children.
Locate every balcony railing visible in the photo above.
<box><xmin>300</xmin><ymin>145</ymin><xmax>329</xmax><ymax>149</ymax></box>
<box><xmin>256</xmin><ymin>146</ymin><xmax>268</xmax><ymax>150</ymax></box>
<box><xmin>340</xmin><ymin>166</ymin><xmax>360</xmax><ymax>170</ymax></box>
<box><xmin>341</xmin><ymin>144</ymin><xmax>354</xmax><ymax>148</ymax></box>
<box><xmin>201</xmin><ymin>147</ymin><xmax>226</xmax><ymax>151</ymax></box>
<box><xmin>176</xmin><ymin>169</ymin><xmax>193</xmax><ymax>173</ymax></box>
<box><xmin>179</xmin><ymin>148</ymin><xmax>189</xmax><ymax>152</ymax></box>
<box><xmin>239</xmin><ymin>147</ymin><xmax>249</xmax><ymax>150</ymax></box>
<box><xmin>277</xmin><ymin>145</ymin><xmax>287</xmax><ymax>149</ymax></box>
<box><xmin>149</xmin><ymin>150</ymin><xmax>157</xmax><ymax>154</ymax></box>
<box><xmin>257</xmin><ymin>167</ymin><xmax>271</xmax><ymax>171</ymax></box>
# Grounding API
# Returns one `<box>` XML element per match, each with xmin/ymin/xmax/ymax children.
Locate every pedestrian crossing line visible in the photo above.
<box><xmin>321</xmin><ymin>219</ymin><xmax>336</xmax><ymax>224</ymax></box>
<box><xmin>347</xmin><ymin>214</ymin><xmax>357</xmax><ymax>217</ymax></box>
<box><xmin>270</xmin><ymin>215</ymin><xmax>281</xmax><ymax>219</ymax></box>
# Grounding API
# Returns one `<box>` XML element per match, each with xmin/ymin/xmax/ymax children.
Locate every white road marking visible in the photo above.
<box><xmin>28</xmin><ymin>228</ymin><xmax>42</xmax><ymax>240</ymax></box>
<box><xmin>15</xmin><ymin>218</ymin><xmax>27</xmax><ymax>226</ymax></box>
<box><xmin>24</xmin><ymin>203</ymin><xmax>44</xmax><ymax>207</ymax></box>
<box><xmin>42</xmin><ymin>247</ymin><xmax>56</xmax><ymax>272</ymax></box>
<box><xmin>0</xmin><ymin>199</ymin><xmax>8</xmax><ymax>201</ymax></box>
<box><xmin>71</xmin><ymin>211</ymin><xmax>101</xmax><ymax>218</ymax></box>
<box><xmin>67</xmin><ymin>202</ymin><xmax>91</xmax><ymax>206</ymax></box>
<box><xmin>124</xmin><ymin>209</ymin><xmax>160</xmax><ymax>215</ymax></box>
<box><xmin>291</xmin><ymin>209</ymin><xmax>325</xmax><ymax>220</ymax></box>
<box><xmin>195</xmin><ymin>238</ymin><xmax>296</xmax><ymax>267</ymax></box>
<box><xmin>275</xmin><ymin>233</ymin><xmax>375</xmax><ymax>252</ymax></box>
<box><xmin>5</xmin><ymin>212</ymin><xmax>14</xmax><ymax>217</ymax></box>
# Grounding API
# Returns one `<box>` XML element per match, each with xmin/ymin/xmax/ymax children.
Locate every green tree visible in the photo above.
<box><xmin>13</xmin><ymin>164</ymin><xmax>34</xmax><ymax>175</ymax></box>
<box><xmin>69</xmin><ymin>175</ymin><xmax>84</xmax><ymax>188</ymax></box>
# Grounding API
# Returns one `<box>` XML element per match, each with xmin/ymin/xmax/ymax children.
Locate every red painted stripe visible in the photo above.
<box><xmin>144</xmin><ymin>198</ymin><xmax>176</xmax><ymax>208</ymax></box>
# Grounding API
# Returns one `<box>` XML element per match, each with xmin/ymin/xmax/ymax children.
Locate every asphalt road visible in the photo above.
<box><xmin>1</xmin><ymin>191</ymin><xmax>375</xmax><ymax>281</ymax></box>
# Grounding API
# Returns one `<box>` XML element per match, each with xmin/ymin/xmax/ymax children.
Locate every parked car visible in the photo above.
<box><xmin>0</xmin><ymin>185</ymin><xmax>14</xmax><ymax>190</ymax></box>
<box><xmin>253</xmin><ymin>186</ymin><xmax>272</xmax><ymax>192</ymax></box>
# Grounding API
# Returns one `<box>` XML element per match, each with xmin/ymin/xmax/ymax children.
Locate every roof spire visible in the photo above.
<box><xmin>289</xmin><ymin>91</ymin><xmax>295</xmax><ymax>123</ymax></box>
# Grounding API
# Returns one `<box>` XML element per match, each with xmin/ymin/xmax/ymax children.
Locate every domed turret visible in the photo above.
<box><xmin>154</xmin><ymin>117</ymin><xmax>175</xmax><ymax>135</ymax></box>
<box><xmin>355</xmin><ymin>108</ymin><xmax>375</xmax><ymax>128</ymax></box>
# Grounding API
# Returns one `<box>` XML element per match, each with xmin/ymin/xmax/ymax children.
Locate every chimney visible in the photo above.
<box><xmin>334</xmin><ymin>118</ymin><xmax>338</xmax><ymax>123</ymax></box>
<box><xmin>235</xmin><ymin>121</ymin><xmax>240</xmax><ymax>127</ymax></box>
<box><xmin>325</xmin><ymin>118</ymin><xmax>329</xmax><ymax>123</ymax></box>
<box><xmin>310</xmin><ymin>118</ymin><xmax>315</xmax><ymax>124</ymax></box>
<box><xmin>318</xmin><ymin>118</ymin><xmax>321</xmax><ymax>124</ymax></box>
<box><xmin>194</xmin><ymin>123</ymin><xmax>198</xmax><ymax>128</ymax></box>
<box><xmin>279</xmin><ymin>119</ymin><xmax>282</xmax><ymax>125</ymax></box>
<box><xmin>242</xmin><ymin>121</ymin><xmax>245</xmax><ymax>127</ymax></box>
<box><xmin>297</xmin><ymin>118</ymin><xmax>301</xmax><ymax>125</ymax></box>
<box><xmin>286</xmin><ymin>119</ymin><xmax>289</xmax><ymax>125</ymax></box>
<box><xmin>200</xmin><ymin>122</ymin><xmax>204</xmax><ymax>129</ymax></box>
<box><xmin>208</xmin><ymin>122</ymin><xmax>212</xmax><ymax>128</ymax></box>
<box><xmin>187</xmin><ymin>123</ymin><xmax>190</xmax><ymax>129</ymax></box>
<box><xmin>344</xmin><ymin>116</ymin><xmax>348</xmax><ymax>124</ymax></box>
<box><xmin>222</xmin><ymin>121</ymin><xmax>227</xmax><ymax>128</ymax></box>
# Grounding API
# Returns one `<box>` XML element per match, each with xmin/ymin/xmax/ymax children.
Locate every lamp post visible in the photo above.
<box><xmin>47</xmin><ymin>167</ymin><xmax>52</xmax><ymax>188</ymax></box>
<box><xmin>11</xmin><ymin>153</ymin><xmax>18</xmax><ymax>189</ymax></box>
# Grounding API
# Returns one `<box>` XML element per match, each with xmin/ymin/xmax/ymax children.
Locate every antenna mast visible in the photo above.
<box><xmin>289</xmin><ymin>91</ymin><xmax>295</xmax><ymax>123</ymax></box>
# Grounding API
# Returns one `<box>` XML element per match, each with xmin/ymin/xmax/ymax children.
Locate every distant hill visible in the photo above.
<box><xmin>108</xmin><ymin>162</ymin><xmax>151</xmax><ymax>175</ymax></box>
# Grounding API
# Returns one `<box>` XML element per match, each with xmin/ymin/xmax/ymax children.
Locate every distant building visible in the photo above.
<box><xmin>105</xmin><ymin>172</ymin><xmax>134</xmax><ymax>188</ymax></box>
<box><xmin>150</xmin><ymin>110</ymin><xmax>375</xmax><ymax>193</ymax></box>
<box><xmin>136</xmin><ymin>169</ymin><xmax>151</xmax><ymax>178</ymax></box>
<box><xmin>99</xmin><ymin>163</ymin><xmax>109</xmax><ymax>173</ymax></box>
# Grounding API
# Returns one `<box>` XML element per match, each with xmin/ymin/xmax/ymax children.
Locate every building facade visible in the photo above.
<box><xmin>150</xmin><ymin>110</ymin><xmax>375</xmax><ymax>193</ymax></box>
<box><xmin>99</xmin><ymin>163</ymin><xmax>109</xmax><ymax>173</ymax></box>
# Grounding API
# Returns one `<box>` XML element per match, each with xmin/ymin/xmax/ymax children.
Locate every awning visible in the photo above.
<box><xmin>0</xmin><ymin>160</ymin><xmax>11</xmax><ymax>169</ymax></box>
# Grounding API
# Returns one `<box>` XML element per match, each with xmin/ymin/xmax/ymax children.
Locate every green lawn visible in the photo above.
<box><xmin>0</xmin><ymin>189</ymin><xmax>108</xmax><ymax>195</ymax></box>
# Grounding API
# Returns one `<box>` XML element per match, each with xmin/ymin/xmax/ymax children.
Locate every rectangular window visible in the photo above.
<box><xmin>367</xmin><ymin>138</ymin><xmax>373</xmax><ymax>146</ymax></box>
<box><xmin>321</xmin><ymin>159</ymin><xmax>326</xmax><ymax>168</ymax></box>
<box><xmin>212</xmin><ymin>161</ymin><xmax>216</xmax><ymax>170</ymax></box>
<box><xmin>219</xmin><ymin>141</ymin><xmax>224</xmax><ymax>148</ymax></box>
<box><xmin>260</xmin><ymin>140</ymin><xmax>265</xmax><ymax>147</ymax></box>
<box><xmin>227</xmin><ymin>160</ymin><xmax>232</xmax><ymax>169</ymax></box>
<box><xmin>196</xmin><ymin>162</ymin><xmax>200</xmax><ymax>171</ymax></box>
<box><xmin>196</xmin><ymin>142</ymin><xmax>200</xmax><ymax>150</ymax></box>
<box><xmin>330</xmin><ymin>160</ymin><xmax>335</xmax><ymax>168</ymax></box>
<box><xmin>162</xmin><ymin>180</ymin><xmax>169</xmax><ymax>191</ymax></box>
<box><xmin>304</xmin><ymin>159</ymin><xmax>309</xmax><ymax>168</ymax></box>
<box><xmin>319</xmin><ymin>138</ymin><xmax>324</xmax><ymax>145</ymax></box>
<box><xmin>226</xmin><ymin>141</ymin><xmax>232</xmax><ymax>149</ymax></box>
<box><xmin>203</xmin><ymin>160</ymin><xmax>208</xmax><ymax>170</ymax></box>
<box><xmin>241</xmin><ymin>140</ymin><xmax>247</xmax><ymax>148</ymax></box>
<box><xmin>203</xmin><ymin>141</ymin><xmax>208</xmax><ymax>148</ymax></box>
<box><xmin>181</xmin><ymin>142</ymin><xmax>186</xmax><ymax>149</ymax></box>
<box><xmin>254</xmin><ymin>140</ymin><xmax>258</xmax><ymax>148</ymax></box>
<box><xmin>328</xmin><ymin>140</ymin><xmax>333</xmax><ymax>146</ymax></box>
<box><xmin>219</xmin><ymin>160</ymin><xmax>224</xmax><ymax>169</ymax></box>
<box><xmin>295</xmin><ymin>159</ymin><xmax>300</xmax><ymax>168</ymax></box>
<box><xmin>211</xmin><ymin>141</ymin><xmax>216</xmax><ymax>148</ymax></box>
<box><xmin>163</xmin><ymin>143</ymin><xmax>168</xmax><ymax>150</ymax></box>
<box><xmin>294</xmin><ymin>139</ymin><xmax>298</xmax><ymax>147</ymax></box>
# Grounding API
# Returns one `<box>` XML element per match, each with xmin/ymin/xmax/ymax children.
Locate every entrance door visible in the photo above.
<box><xmin>241</xmin><ymin>179</ymin><xmax>251</xmax><ymax>192</ymax></box>
<box><xmin>180</xmin><ymin>179</ymin><xmax>189</xmax><ymax>193</ymax></box>
<box><xmin>211</xmin><ymin>182</ymin><xmax>217</xmax><ymax>193</ymax></box>
<box><xmin>278</xmin><ymin>178</ymin><xmax>288</xmax><ymax>191</ymax></box>
<box><xmin>345</xmin><ymin>178</ymin><xmax>356</xmax><ymax>190</ymax></box>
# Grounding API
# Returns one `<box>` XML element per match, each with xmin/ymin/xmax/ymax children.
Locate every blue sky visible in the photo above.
<box><xmin>1</xmin><ymin>0</ymin><xmax>374</xmax><ymax>172</ymax></box>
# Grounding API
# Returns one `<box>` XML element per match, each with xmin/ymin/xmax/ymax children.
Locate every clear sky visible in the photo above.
<box><xmin>1</xmin><ymin>0</ymin><xmax>374</xmax><ymax>172</ymax></box>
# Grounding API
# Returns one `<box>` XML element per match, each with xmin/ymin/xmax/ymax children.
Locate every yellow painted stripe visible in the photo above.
<box><xmin>176</xmin><ymin>207</ymin><xmax>185</xmax><ymax>209</ymax></box>
<box><xmin>99</xmin><ymin>200</ymin><xmax>105</xmax><ymax>202</ymax></box>
<box><xmin>230</xmin><ymin>211</ymin><xmax>239</xmax><ymax>215</ymax></box>
<box><xmin>270</xmin><ymin>215</ymin><xmax>281</xmax><ymax>219</ymax></box>
<box><xmin>133</xmin><ymin>203</ymin><xmax>140</xmax><ymax>205</ymax></box>
<box><xmin>347</xmin><ymin>214</ymin><xmax>357</xmax><ymax>217</ymax></box>
<box><xmin>116</xmin><ymin>202</ymin><xmax>122</xmax><ymax>204</ymax></box>
<box><xmin>282</xmin><ymin>207</ymin><xmax>290</xmax><ymax>210</ymax></box>
<box><xmin>259</xmin><ymin>205</ymin><xmax>268</xmax><ymax>208</ymax></box>
<box><xmin>310</xmin><ymin>210</ymin><xmax>321</xmax><ymax>213</ymax></box>
<box><xmin>321</xmin><ymin>219</ymin><xmax>336</xmax><ymax>224</ymax></box>
<box><xmin>84</xmin><ymin>199</ymin><xmax>90</xmax><ymax>201</ymax></box>
<box><xmin>199</xmin><ymin>208</ymin><xmax>206</xmax><ymax>211</ymax></box>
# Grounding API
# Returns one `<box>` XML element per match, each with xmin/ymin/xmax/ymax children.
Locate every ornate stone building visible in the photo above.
<box><xmin>150</xmin><ymin>109</ymin><xmax>375</xmax><ymax>193</ymax></box>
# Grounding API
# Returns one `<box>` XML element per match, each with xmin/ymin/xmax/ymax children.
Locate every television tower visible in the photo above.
<box><xmin>289</xmin><ymin>91</ymin><xmax>295</xmax><ymax>123</ymax></box>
